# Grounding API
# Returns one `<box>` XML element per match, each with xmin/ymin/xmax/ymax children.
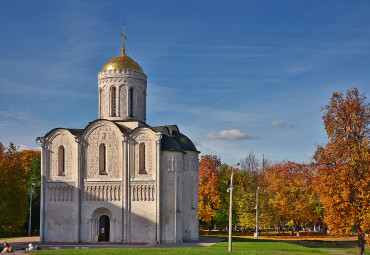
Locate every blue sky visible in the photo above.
<box><xmin>1</xmin><ymin>0</ymin><xmax>370</xmax><ymax>164</ymax></box>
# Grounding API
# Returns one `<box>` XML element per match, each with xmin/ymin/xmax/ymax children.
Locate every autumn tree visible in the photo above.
<box><xmin>256</xmin><ymin>170</ymin><xmax>280</xmax><ymax>232</ymax></box>
<box><xmin>313</xmin><ymin>88</ymin><xmax>370</xmax><ymax>255</ymax></box>
<box><xmin>0</xmin><ymin>143</ymin><xmax>29</xmax><ymax>236</ymax></box>
<box><xmin>267</xmin><ymin>162</ymin><xmax>320</xmax><ymax>232</ymax></box>
<box><xmin>236</xmin><ymin>153</ymin><xmax>276</xmax><ymax>232</ymax></box>
<box><xmin>234</xmin><ymin>169</ymin><xmax>260</xmax><ymax>231</ymax></box>
<box><xmin>0</xmin><ymin>143</ymin><xmax>40</xmax><ymax>236</ymax></box>
<box><xmin>198</xmin><ymin>155</ymin><xmax>222</xmax><ymax>228</ymax></box>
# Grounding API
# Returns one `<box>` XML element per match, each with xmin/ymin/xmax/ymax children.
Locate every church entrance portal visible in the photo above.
<box><xmin>91</xmin><ymin>208</ymin><xmax>113</xmax><ymax>243</ymax></box>
<box><xmin>98</xmin><ymin>215</ymin><xmax>110</xmax><ymax>242</ymax></box>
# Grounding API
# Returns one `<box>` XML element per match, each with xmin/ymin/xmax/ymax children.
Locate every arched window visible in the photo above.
<box><xmin>99</xmin><ymin>143</ymin><xmax>107</xmax><ymax>175</ymax></box>
<box><xmin>99</xmin><ymin>88</ymin><xmax>102</xmax><ymax>118</ymax></box>
<box><xmin>129</xmin><ymin>87</ymin><xmax>134</xmax><ymax>117</ymax></box>
<box><xmin>110</xmin><ymin>87</ymin><xmax>116</xmax><ymax>116</ymax></box>
<box><xmin>58</xmin><ymin>145</ymin><xmax>65</xmax><ymax>176</ymax></box>
<box><xmin>139</xmin><ymin>142</ymin><xmax>147</xmax><ymax>174</ymax></box>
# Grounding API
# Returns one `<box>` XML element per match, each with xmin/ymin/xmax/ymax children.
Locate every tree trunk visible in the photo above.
<box><xmin>358</xmin><ymin>231</ymin><xmax>365</xmax><ymax>255</ymax></box>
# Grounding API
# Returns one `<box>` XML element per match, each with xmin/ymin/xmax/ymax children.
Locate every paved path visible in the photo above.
<box><xmin>320</xmin><ymin>249</ymin><xmax>350</xmax><ymax>255</ymax></box>
<box><xmin>0</xmin><ymin>236</ymin><xmax>223</xmax><ymax>254</ymax></box>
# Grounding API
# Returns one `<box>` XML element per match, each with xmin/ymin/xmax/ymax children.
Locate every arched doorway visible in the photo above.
<box><xmin>98</xmin><ymin>215</ymin><xmax>110</xmax><ymax>242</ymax></box>
<box><xmin>91</xmin><ymin>207</ymin><xmax>113</xmax><ymax>243</ymax></box>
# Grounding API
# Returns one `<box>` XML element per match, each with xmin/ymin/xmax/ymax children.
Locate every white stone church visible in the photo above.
<box><xmin>38</xmin><ymin>23</ymin><xmax>199</xmax><ymax>244</ymax></box>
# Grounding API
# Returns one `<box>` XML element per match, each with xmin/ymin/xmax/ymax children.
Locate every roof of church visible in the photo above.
<box><xmin>150</xmin><ymin>125</ymin><xmax>179</xmax><ymax>134</ymax></box>
<box><xmin>43</xmin><ymin>128</ymin><xmax>84</xmax><ymax>137</ymax></box>
<box><xmin>65</xmin><ymin>129</ymin><xmax>84</xmax><ymax>136</ymax></box>
<box><xmin>101</xmin><ymin>53</ymin><xmax>144</xmax><ymax>73</ymax></box>
<box><xmin>43</xmin><ymin>122</ymin><xmax>197</xmax><ymax>153</ymax></box>
<box><xmin>160</xmin><ymin>134</ymin><xmax>183</xmax><ymax>151</ymax></box>
<box><xmin>171</xmin><ymin>130</ymin><xmax>197</xmax><ymax>151</ymax></box>
<box><xmin>113</xmin><ymin>122</ymin><xmax>132</xmax><ymax>133</ymax></box>
<box><xmin>152</xmin><ymin>125</ymin><xmax>198</xmax><ymax>152</ymax></box>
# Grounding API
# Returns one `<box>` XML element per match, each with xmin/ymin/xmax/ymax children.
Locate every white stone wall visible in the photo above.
<box><xmin>44</xmin><ymin>181</ymin><xmax>78</xmax><ymax>242</ymax></box>
<box><xmin>160</xmin><ymin>151</ymin><xmax>183</xmax><ymax>243</ymax></box>
<box><xmin>41</xmin><ymin>122</ymin><xmax>199</xmax><ymax>244</ymax></box>
<box><xmin>128</xmin><ymin>128</ymin><xmax>158</xmax><ymax>243</ymax></box>
<box><xmin>43</xmin><ymin>130</ymin><xmax>79</xmax><ymax>242</ymax></box>
<box><xmin>160</xmin><ymin>150</ymin><xmax>199</xmax><ymax>243</ymax></box>
<box><xmin>131</xmin><ymin>131</ymin><xmax>155</xmax><ymax>180</ymax></box>
<box><xmin>49</xmin><ymin>132</ymin><xmax>75</xmax><ymax>180</ymax></box>
<box><xmin>80</xmin><ymin>181</ymin><xmax>123</xmax><ymax>242</ymax></box>
<box><xmin>186</xmin><ymin>151</ymin><xmax>199</xmax><ymax>241</ymax></box>
<box><xmin>98</xmin><ymin>70</ymin><xmax>147</xmax><ymax>122</ymax></box>
<box><xmin>85</xmin><ymin>124</ymin><xmax>122</xmax><ymax>179</ymax></box>
<box><xmin>129</xmin><ymin>181</ymin><xmax>156</xmax><ymax>242</ymax></box>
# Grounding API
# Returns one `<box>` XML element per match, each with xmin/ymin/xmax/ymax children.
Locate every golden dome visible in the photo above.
<box><xmin>101</xmin><ymin>53</ymin><xmax>144</xmax><ymax>73</ymax></box>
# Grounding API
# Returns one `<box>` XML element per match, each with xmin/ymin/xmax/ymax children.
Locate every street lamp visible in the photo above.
<box><xmin>228</xmin><ymin>163</ymin><xmax>239</xmax><ymax>252</ymax></box>
<box><xmin>28</xmin><ymin>183</ymin><xmax>35</xmax><ymax>237</ymax></box>
<box><xmin>255</xmin><ymin>186</ymin><xmax>260</xmax><ymax>239</ymax></box>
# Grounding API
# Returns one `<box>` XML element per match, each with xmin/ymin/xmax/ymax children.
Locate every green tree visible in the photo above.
<box><xmin>213</xmin><ymin>164</ymin><xmax>239</xmax><ymax>230</ymax></box>
<box><xmin>313</xmin><ymin>88</ymin><xmax>370</xmax><ymax>255</ymax></box>
<box><xmin>234</xmin><ymin>170</ymin><xmax>258</xmax><ymax>230</ymax></box>
<box><xmin>25</xmin><ymin>155</ymin><xmax>41</xmax><ymax>234</ymax></box>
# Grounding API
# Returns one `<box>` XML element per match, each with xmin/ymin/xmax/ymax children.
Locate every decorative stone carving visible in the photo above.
<box><xmin>83</xmin><ymin>183</ymin><xmax>121</xmax><ymax>202</ymax></box>
<box><xmin>132</xmin><ymin>133</ymin><xmax>154</xmax><ymax>178</ymax></box>
<box><xmin>86</xmin><ymin>125</ymin><xmax>121</xmax><ymax>179</ymax></box>
<box><xmin>97</xmin><ymin>68</ymin><xmax>147</xmax><ymax>122</ymax></box>
<box><xmin>119</xmin><ymin>85</ymin><xmax>127</xmax><ymax>117</ymax></box>
<box><xmin>131</xmin><ymin>184</ymin><xmax>155</xmax><ymax>201</ymax></box>
<box><xmin>50</xmin><ymin>133</ymin><xmax>73</xmax><ymax>179</ymax></box>
<box><xmin>47</xmin><ymin>183</ymin><xmax>74</xmax><ymax>202</ymax></box>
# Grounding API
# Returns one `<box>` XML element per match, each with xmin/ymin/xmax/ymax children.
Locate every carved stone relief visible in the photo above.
<box><xmin>83</xmin><ymin>182</ymin><xmax>121</xmax><ymax>202</ymax></box>
<box><xmin>47</xmin><ymin>183</ymin><xmax>74</xmax><ymax>202</ymax></box>
<box><xmin>131</xmin><ymin>184</ymin><xmax>155</xmax><ymax>201</ymax></box>
<box><xmin>119</xmin><ymin>85</ymin><xmax>127</xmax><ymax>117</ymax></box>
<box><xmin>86</xmin><ymin>125</ymin><xmax>121</xmax><ymax>179</ymax></box>
<box><xmin>50</xmin><ymin>134</ymin><xmax>73</xmax><ymax>179</ymax></box>
<box><xmin>103</xmin><ymin>88</ymin><xmax>109</xmax><ymax>117</ymax></box>
<box><xmin>133</xmin><ymin>134</ymin><xmax>153</xmax><ymax>178</ymax></box>
<box><xmin>137</xmin><ymin>88</ymin><xmax>143</xmax><ymax>120</ymax></box>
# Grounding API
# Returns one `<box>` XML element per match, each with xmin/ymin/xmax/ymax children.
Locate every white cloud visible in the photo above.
<box><xmin>204</xmin><ymin>129</ymin><xmax>259</xmax><ymax>141</ymax></box>
<box><xmin>18</xmin><ymin>144</ymin><xmax>41</xmax><ymax>151</ymax></box>
<box><xmin>270</xmin><ymin>120</ymin><xmax>295</xmax><ymax>129</ymax></box>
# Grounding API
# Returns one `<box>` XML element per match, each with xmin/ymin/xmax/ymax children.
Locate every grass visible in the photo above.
<box><xmin>36</xmin><ymin>237</ymin><xmax>327</xmax><ymax>255</ymax></box>
<box><xmin>344</xmin><ymin>249</ymin><xmax>370</xmax><ymax>255</ymax></box>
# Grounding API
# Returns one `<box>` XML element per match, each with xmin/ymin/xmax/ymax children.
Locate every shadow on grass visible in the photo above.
<box><xmin>215</xmin><ymin>236</ymin><xmax>280</xmax><ymax>243</ymax></box>
<box><xmin>287</xmin><ymin>240</ymin><xmax>359</xmax><ymax>249</ymax></box>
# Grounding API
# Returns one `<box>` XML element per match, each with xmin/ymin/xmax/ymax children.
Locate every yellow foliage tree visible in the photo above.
<box><xmin>267</xmin><ymin>162</ymin><xmax>320</xmax><ymax>231</ymax></box>
<box><xmin>0</xmin><ymin>143</ymin><xmax>40</xmax><ymax>236</ymax></box>
<box><xmin>198</xmin><ymin>155</ymin><xmax>222</xmax><ymax>228</ymax></box>
<box><xmin>313</xmin><ymin>88</ymin><xmax>370</xmax><ymax>255</ymax></box>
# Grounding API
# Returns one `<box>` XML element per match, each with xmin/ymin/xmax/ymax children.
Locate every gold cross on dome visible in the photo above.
<box><xmin>120</xmin><ymin>18</ymin><xmax>126</xmax><ymax>54</ymax></box>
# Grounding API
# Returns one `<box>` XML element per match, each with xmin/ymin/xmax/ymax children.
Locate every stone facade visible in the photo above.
<box><xmin>98</xmin><ymin>70</ymin><xmax>147</xmax><ymax>123</ymax></box>
<box><xmin>39</xmin><ymin>35</ymin><xmax>199</xmax><ymax>243</ymax></box>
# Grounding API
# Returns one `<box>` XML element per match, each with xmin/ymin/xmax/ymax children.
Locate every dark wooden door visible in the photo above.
<box><xmin>98</xmin><ymin>215</ymin><xmax>110</xmax><ymax>242</ymax></box>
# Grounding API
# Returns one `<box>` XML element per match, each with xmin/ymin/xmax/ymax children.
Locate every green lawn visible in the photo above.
<box><xmin>342</xmin><ymin>249</ymin><xmax>370</xmax><ymax>255</ymax></box>
<box><xmin>36</xmin><ymin>237</ymin><xmax>328</xmax><ymax>255</ymax></box>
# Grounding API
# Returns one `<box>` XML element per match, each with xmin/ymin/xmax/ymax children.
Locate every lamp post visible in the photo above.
<box><xmin>255</xmin><ymin>186</ymin><xmax>260</xmax><ymax>239</ymax></box>
<box><xmin>228</xmin><ymin>163</ymin><xmax>239</xmax><ymax>252</ymax></box>
<box><xmin>228</xmin><ymin>168</ymin><xmax>233</xmax><ymax>252</ymax></box>
<box><xmin>28</xmin><ymin>183</ymin><xmax>35</xmax><ymax>237</ymax></box>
